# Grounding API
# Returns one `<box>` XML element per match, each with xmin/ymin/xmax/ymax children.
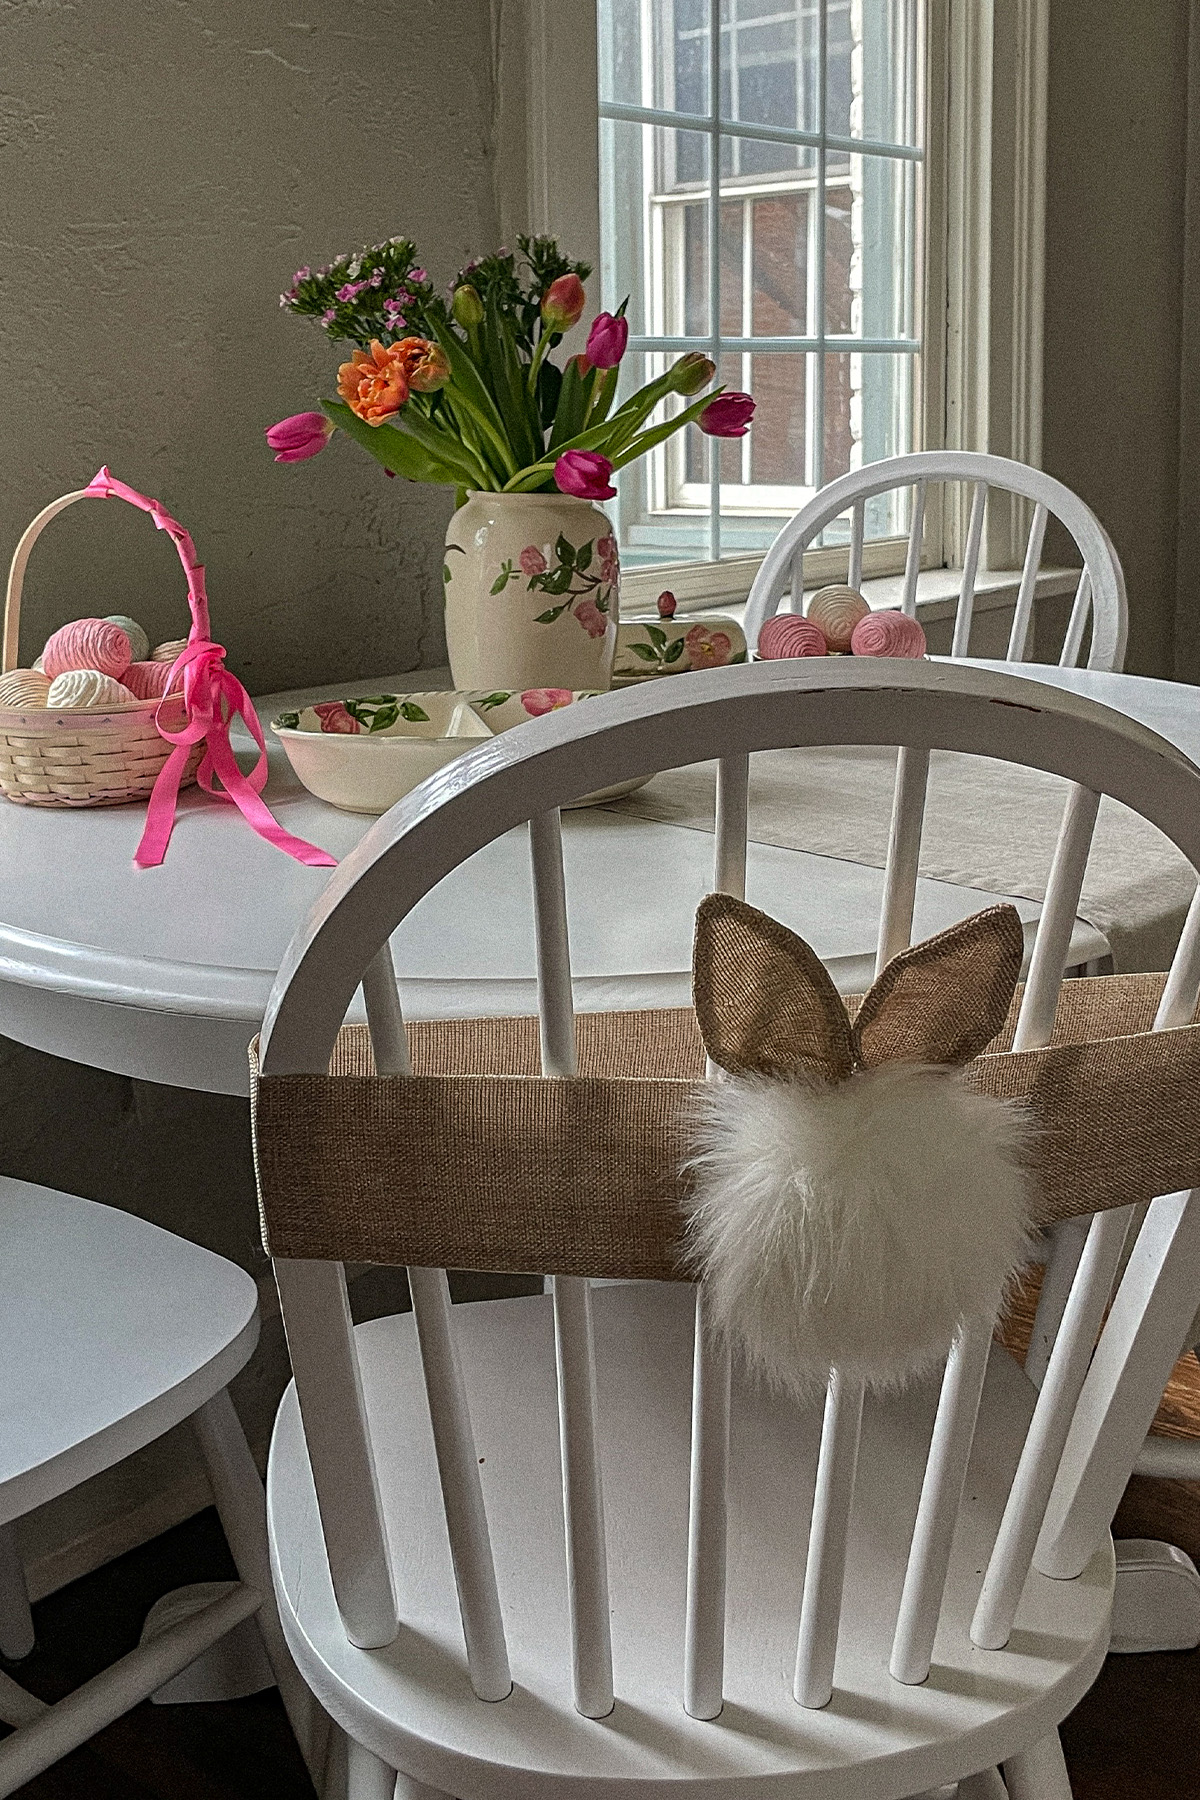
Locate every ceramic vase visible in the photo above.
<box><xmin>443</xmin><ymin>491</ymin><xmax>619</xmax><ymax>692</ymax></box>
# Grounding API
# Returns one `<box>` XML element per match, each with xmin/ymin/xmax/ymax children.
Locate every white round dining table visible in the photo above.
<box><xmin>0</xmin><ymin>659</ymin><xmax>1193</xmax><ymax>1099</ymax></box>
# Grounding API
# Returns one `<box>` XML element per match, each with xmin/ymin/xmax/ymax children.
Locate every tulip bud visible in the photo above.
<box><xmin>452</xmin><ymin>283</ymin><xmax>484</xmax><ymax>328</ymax></box>
<box><xmin>541</xmin><ymin>273</ymin><xmax>586</xmax><ymax>334</ymax></box>
<box><xmin>584</xmin><ymin>311</ymin><xmax>629</xmax><ymax>370</ymax></box>
<box><xmin>671</xmin><ymin>352</ymin><xmax>717</xmax><ymax>396</ymax></box>
<box><xmin>265</xmin><ymin>411</ymin><xmax>335</xmax><ymax>463</ymax></box>
<box><xmin>554</xmin><ymin>449</ymin><xmax>617</xmax><ymax>500</ymax></box>
<box><xmin>699</xmin><ymin>391</ymin><xmax>756</xmax><ymax>437</ymax></box>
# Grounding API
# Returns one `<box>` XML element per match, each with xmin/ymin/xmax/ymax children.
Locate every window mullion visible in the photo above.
<box><xmin>708</xmin><ymin>0</ymin><xmax>721</xmax><ymax>563</ymax></box>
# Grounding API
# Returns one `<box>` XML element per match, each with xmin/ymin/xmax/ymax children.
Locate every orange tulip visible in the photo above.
<box><xmin>397</xmin><ymin>337</ymin><xmax>450</xmax><ymax>393</ymax></box>
<box><xmin>337</xmin><ymin>340</ymin><xmax>411</xmax><ymax>424</ymax></box>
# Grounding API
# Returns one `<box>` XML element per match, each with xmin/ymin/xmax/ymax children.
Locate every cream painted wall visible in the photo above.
<box><xmin>1041</xmin><ymin>0</ymin><xmax>1190</xmax><ymax>678</ymax></box>
<box><xmin>0</xmin><ymin>0</ymin><xmax>501</xmax><ymax>692</ymax></box>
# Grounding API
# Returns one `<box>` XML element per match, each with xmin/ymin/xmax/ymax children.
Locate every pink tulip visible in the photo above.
<box><xmin>699</xmin><ymin>392</ymin><xmax>755</xmax><ymax>437</ymax></box>
<box><xmin>266</xmin><ymin>411</ymin><xmax>334</xmax><ymax>463</ymax></box>
<box><xmin>584</xmin><ymin>311</ymin><xmax>628</xmax><ymax>369</ymax></box>
<box><xmin>554</xmin><ymin>449</ymin><xmax>617</xmax><ymax>500</ymax></box>
<box><xmin>541</xmin><ymin>273</ymin><xmax>586</xmax><ymax>333</ymax></box>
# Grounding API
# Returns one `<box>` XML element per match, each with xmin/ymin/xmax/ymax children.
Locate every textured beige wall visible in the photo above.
<box><xmin>0</xmin><ymin>0</ymin><xmax>500</xmax><ymax>692</ymax></box>
<box><xmin>0</xmin><ymin>0</ymin><xmax>507</xmax><ymax>1591</ymax></box>
<box><xmin>1041</xmin><ymin>0</ymin><xmax>1190</xmax><ymax>678</ymax></box>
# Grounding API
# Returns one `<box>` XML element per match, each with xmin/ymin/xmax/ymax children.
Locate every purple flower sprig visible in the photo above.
<box><xmin>281</xmin><ymin>237</ymin><xmax>446</xmax><ymax>349</ymax></box>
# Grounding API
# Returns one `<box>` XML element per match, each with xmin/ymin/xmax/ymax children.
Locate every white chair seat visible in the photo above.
<box><xmin>267</xmin><ymin>1285</ymin><xmax>1113</xmax><ymax>1799</ymax></box>
<box><xmin>0</xmin><ymin>1176</ymin><xmax>258</xmax><ymax>1524</ymax></box>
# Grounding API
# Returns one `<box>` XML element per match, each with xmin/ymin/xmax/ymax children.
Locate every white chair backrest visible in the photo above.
<box><xmin>742</xmin><ymin>451</ymin><xmax>1129</xmax><ymax>672</ymax></box>
<box><xmin>260</xmin><ymin>661</ymin><xmax>1200</xmax><ymax>1718</ymax></box>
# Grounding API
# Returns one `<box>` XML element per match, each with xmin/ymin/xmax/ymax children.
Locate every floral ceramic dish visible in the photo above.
<box><xmin>271</xmin><ymin>687</ymin><xmax>601</xmax><ymax>815</ymax></box>
<box><xmin>612</xmin><ymin>611</ymin><xmax>747</xmax><ymax>684</ymax></box>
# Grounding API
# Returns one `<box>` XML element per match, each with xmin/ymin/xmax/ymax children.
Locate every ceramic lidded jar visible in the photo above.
<box><xmin>443</xmin><ymin>491</ymin><xmax>619</xmax><ymax>692</ymax></box>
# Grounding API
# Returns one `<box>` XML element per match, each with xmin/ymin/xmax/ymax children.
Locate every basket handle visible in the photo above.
<box><xmin>4</xmin><ymin>468</ymin><xmax>211</xmax><ymax>674</ymax></box>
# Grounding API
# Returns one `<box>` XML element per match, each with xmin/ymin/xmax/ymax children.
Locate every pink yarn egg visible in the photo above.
<box><xmin>850</xmin><ymin>611</ymin><xmax>927</xmax><ymax>659</ymax></box>
<box><xmin>42</xmin><ymin>618</ymin><xmax>132</xmax><ymax>682</ymax></box>
<box><xmin>758</xmin><ymin>614</ymin><xmax>829</xmax><ymax>659</ymax></box>
<box><xmin>123</xmin><ymin>659</ymin><xmax>179</xmax><ymax>701</ymax></box>
<box><xmin>806</xmin><ymin>584</ymin><xmax>870</xmax><ymax>651</ymax></box>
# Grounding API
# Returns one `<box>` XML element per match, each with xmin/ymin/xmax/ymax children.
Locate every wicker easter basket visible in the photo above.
<box><xmin>0</xmin><ymin>481</ymin><xmax>203</xmax><ymax>808</ymax></box>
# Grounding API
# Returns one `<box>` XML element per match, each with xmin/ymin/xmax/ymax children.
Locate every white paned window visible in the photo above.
<box><xmin>598</xmin><ymin>0</ymin><xmax>924</xmax><ymax>574</ymax></box>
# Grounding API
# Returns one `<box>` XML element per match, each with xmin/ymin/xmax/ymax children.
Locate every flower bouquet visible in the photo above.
<box><xmin>270</xmin><ymin>234</ymin><xmax>753</xmax><ymax>690</ymax></box>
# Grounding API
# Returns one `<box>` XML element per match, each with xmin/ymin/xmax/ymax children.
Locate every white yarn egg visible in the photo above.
<box><xmin>46</xmin><ymin>669</ymin><xmax>137</xmax><ymax>708</ymax></box>
<box><xmin>103</xmin><ymin>615</ymin><xmax>150</xmax><ymax>663</ymax></box>
<box><xmin>0</xmin><ymin>669</ymin><xmax>51</xmax><ymax>708</ymax></box>
<box><xmin>151</xmin><ymin>637</ymin><xmax>189</xmax><ymax>664</ymax></box>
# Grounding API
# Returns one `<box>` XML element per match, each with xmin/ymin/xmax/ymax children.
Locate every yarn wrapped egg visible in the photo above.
<box><xmin>123</xmin><ymin>660</ymin><xmax>179</xmax><ymax>701</ymax></box>
<box><xmin>806</xmin><ymin>584</ymin><xmax>871</xmax><ymax>651</ymax></box>
<box><xmin>42</xmin><ymin>619</ymin><xmax>132</xmax><ymax>682</ymax></box>
<box><xmin>103</xmin><ymin>614</ymin><xmax>150</xmax><ymax>664</ymax></box>
<box><xmin>850</xmin><ymin>611</ymin><xmax>927</xmax><ymax>659</ymax></box>
<box><xmin>758</xmin><ymin>614</ymin><xmax>829</xmax><ymax>659</ymax></box>
<box><xmin>0</xmin><ymin>669</ymin><xmax>52</xmax><ymax>708</ymax></box>
<box><xmin>150</xmin><ymin>637</ymin><xmax>189</xmax><ymax>664</ymax></box>
<box><xmin>46</xmin><ymin>669</ymin><xmax>137</xmax><ymax>708</ymax></box>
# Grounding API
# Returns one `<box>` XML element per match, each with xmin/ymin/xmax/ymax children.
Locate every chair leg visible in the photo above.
<box><xmin>957</xmin><ymin>1770</ymin><xmax>1009</xmax><ymax>1798</ymax></box>
<box><xmin>191</xmin><ymin>1389</ymin><xmax>320</xmax><ymax>1778</ymax></box>
<box><xmin>0</xmin><ymin>1526</ymin><xmax>34</xmax><ymax>1662</ymax></box>
<box><xmin>1003</xmin><ymin>1732</ymin><xmax>1072</xmax><ymax>1800</ymax></box>
<box><xmin>345</xmin><ymin>1736</ymin><xmax>396</xmax><ymax>1800</ymax></box>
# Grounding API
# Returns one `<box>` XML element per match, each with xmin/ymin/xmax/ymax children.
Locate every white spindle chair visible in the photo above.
<box><xmin>742</xmin><ymin>451</ymin><xmax>1128</xmax><ymax>674</ymax></box>
<box><xmin>0</xmin><ymin>1185</ymin><xmax>319</xmax><ymax>1796</ymax></box>
<box><xmin>257</xmin><ymin>660</ymin><xmax>1200</xmax><ymax>1800</ymax></box>
<box><xmin>746</xmin><ymin>453</ymin><xmax>1129</xmax><ymax>1394</ymax></box>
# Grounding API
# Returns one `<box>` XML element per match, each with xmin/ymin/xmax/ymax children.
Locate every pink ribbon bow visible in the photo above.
<box><xmin>83</xmin><ymin>467</ymin><xmax>335</xmax><ymax>871</ymax></box>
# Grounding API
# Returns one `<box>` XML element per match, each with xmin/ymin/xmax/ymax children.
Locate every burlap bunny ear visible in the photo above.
<box><xmin>693</xmin><ymin>893</ymin><xmax>855</xmax><ymax>1081</ymax></box>
<box><xmin>853</xmin><ymin>905</ymin><xmax>1025</xmax><ymax>1068</ymax></box>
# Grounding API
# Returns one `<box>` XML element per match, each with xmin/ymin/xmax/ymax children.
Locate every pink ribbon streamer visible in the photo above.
<box><xmin>83</xmin><ymin>468</ymin><xmax>335</xmax><ymax>871</ymax></box>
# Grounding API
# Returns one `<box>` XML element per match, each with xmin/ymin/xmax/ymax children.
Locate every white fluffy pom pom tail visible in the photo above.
<box><xmin>685</xmin><ymin>1063</ymin><xmax>1032</xmax><ymax>1398</ymax></box>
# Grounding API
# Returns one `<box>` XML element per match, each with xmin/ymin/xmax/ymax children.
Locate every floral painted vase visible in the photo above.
<box><xmin>443</xmin><ymin>491</ymin><xmax>618</xmax><ymax>692</ymax></box>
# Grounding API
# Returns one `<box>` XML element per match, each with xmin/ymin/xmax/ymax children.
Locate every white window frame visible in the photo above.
<box><xmin>493</xmin><ymin>0</ymin><xmax>1047</xmax><ymax>610</ymax></box>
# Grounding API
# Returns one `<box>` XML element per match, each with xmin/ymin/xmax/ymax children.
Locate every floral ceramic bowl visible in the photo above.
<box><xmin>271</xmin><ymin>687</ymin><xmax>600</xmax><ymax>815</ymax></box>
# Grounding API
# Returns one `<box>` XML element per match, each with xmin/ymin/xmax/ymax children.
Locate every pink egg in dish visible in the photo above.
<box><xmin>850</xmin><ymin>611</ymin><xmax>927</xmax><ymax>658</ymax></box>
<box><xmin>41</xmin><ymin>618</ymin><xmax>132</xmax><ymax>681</ymax></box>
<box><xmin>123</xmin><ymin>660</ymin><xmax>179</xmax><ymax>700</ymax></box>
<box><xmin>758</xmin><ymin>614</ymin><xmax>829</xmax><ymax>659</ymax></box>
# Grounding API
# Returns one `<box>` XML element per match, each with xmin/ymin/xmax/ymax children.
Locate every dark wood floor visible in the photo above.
<box><xmin>5</xmin><ymin>1296</ymin><xmax>1200</xmax><ymax>1797</ymax></box>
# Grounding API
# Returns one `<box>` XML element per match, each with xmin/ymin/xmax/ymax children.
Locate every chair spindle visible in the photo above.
<box><xmin>794</xmin><ymin>1370</ymin><xmax>866</xmax><ymax>1707</ymax></box>
<box><xmin>408</xmin><ymin>1266</ymin><xmax>511</xmax><ymax>1700</ymax></box>
<box><xmin>1006</xmin><ymin>503</ymin><xmax>1049</xmax><ymax>663</ymax></box>
<box><xmin>951</xmin><ymin>482</ymin><xmax>987</xmax><ymax>658</ymax></box>
<box><xmin>273</xmin><ymin>1259</ymin><xmax>399</xmax><ymax>1650</ymax></box>
<box><xmin>685</xmin><ymin>1288</ymin><xmax>732</xmax><ymax>1721</ymax></box>
<box><xmin>848</xmin><ymin>499</ymin><xmax>865</xmax><ymax>592</ymax></box>
<box><xmin>363</xmin><ymin>944</ymin><xmax>411</xmax><ymax>1076</ymax></box>
<box><xmin>1012</xmin><ymin>784</ymin><xmax>1101</xmax><ymax>1052</ymax></box>
<box><xmin>890</xmin><ymin>1320</ymin><xmax>994</xmax><ymax>1684</ymax></box>
<box><xmin>528</xmin><ymin>809</ymin><xmax>615</xmax><ymax>1718</ymax></box>
<box><xmin>901</xmin><ymin>481</ymin><xmax>926</xmax><ymax>617</ymax></box>
<box><xmin>877</xmin><ymin>746</ymin><xmax>930</xmax><ymax>973</ymax></box>
<box><xmin>683</xmin><ymin>755</ymin><xmax>749</xmax><ymax>1718</ymax></box>
<box><xmin>971</xmin><ymin>1206</ymin><xmax>1135</xmax><ymax>1649</ymax></box>
<box><xmin>1059</xmin><ymin>570</ymin><xmax>1092</xmax><ymax>669</ymax></box>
